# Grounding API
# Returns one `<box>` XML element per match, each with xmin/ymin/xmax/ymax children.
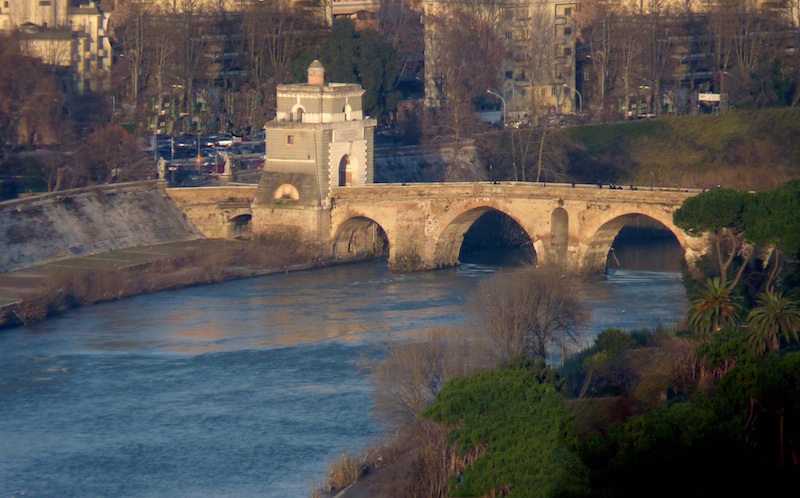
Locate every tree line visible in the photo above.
<box><xmin>578</xmin><ymin>0</ymin><xmax>800</xmax><ymax>118</ymax></box>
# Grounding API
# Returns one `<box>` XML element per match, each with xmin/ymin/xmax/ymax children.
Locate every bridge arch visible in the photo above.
<box><xmin>433</xmin><ymin>206</ymin><xmax>535</xmax><ymax>267</ymax></box>
<box><xmin>332</xmin><ymin>216</ymin><xmax>389</xmax><ymax>262</ymax></box>
<box><xmin>583</xmin><ymin>211</ymin><xmax>686</xmax><ymax>274</ymax></box>
<box><xmin>228</xmin><ymin>213</ymin><xmax>252</xmax><ymax>238</ymax></box>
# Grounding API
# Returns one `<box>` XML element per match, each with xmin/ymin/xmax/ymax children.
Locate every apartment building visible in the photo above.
<box><xmin>423</xmin><ymin>0</ymin><xmax>578</xmax><ymax>124</ymax></box>
<box><xmin>0</xmin><ymin>0</ymin><xmax>113</xmax><ymax>95</ymax></box>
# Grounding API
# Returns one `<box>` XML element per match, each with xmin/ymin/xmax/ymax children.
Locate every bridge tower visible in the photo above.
<box><xmin>252</xmin><ymin>61</ymin><xmax>377</xmax><ymax>241</ymax></box>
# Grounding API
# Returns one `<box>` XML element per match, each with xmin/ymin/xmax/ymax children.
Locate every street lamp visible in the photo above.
<box><xmin>486</xmin><ymin>89</ymin><xmax>506</xmax><ymax>127</ymax></box>
<box><xmin>52</xmin><ymin>99</ymin><xmax>71</xmax><ymax>119</ymax></box>
<box><xmin>562</xmin><ymin>84</ymin><xmax>582</xmax><ymax>114</ymax></box>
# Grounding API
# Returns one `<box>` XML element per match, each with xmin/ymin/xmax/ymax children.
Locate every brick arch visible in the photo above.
<box><xmin>432</xmin><ymin>205</ymin><xmax>536</xmax><ymax>268</ymax></box>
<box><xmin>581</xmin><ymin>210</ymin><xmax>687</xmax><ymax>274</ymax></box>
<box><xmin>224</xmin><ymin>207</ymin><xmax>253</xmax><ymax>223</ymax></box>
<box><xmin>274</xmin><ymin>183</ymin><xmax>300</xmax><ymax>200</ymax></box>
<box><xmin>331</xmin><ymin>215</ymin><xmax>389</xmax><ymax>262</ymax></box>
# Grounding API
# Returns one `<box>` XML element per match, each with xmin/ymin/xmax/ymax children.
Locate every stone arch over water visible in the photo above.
<box><xmin>583</xmin><ymin>212</ymin><xmax>685</xmax><ymax>274</ymax></box>
<box><xmin>332</xmin><ymin>216</ymin><xmax>389</xmax><ymax>262</ymax></box>
<box><xmin>434</xmin><ymin>206</ymin><xmax>535</xmax><ymax>268</ymax></box>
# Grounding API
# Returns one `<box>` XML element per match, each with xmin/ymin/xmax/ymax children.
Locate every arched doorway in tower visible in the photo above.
<box><xmin>338</xmin><ymin>154</ymin><xmax>357</xmax><ymax>186</ymax></box>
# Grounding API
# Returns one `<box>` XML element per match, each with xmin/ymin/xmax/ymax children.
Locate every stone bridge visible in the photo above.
<box><xmin>248</xmin><ymin>181</ymin><xmax>706</xmax><ymax>274</ymax></box>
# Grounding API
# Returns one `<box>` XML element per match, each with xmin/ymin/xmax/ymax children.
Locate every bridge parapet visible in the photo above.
<box><xmin>167</xmin><ymin>185</ymin><xmax>257</xmax><ymax>238</ymax></box>
<box><xmin>331</xmin><ymin>182</ymin><xmax>699</xmax><ymax>204</ymax></box>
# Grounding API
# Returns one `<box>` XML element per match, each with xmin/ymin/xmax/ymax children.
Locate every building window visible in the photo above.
<box><xmin>38</xmin><ymin>0</ymin><xmax>51</xmax><ymax>5</ymax></box>
<box><xmin>552</xmin><ymin>87</ymin><xmax>557</xmax><ymax>97</ymax></box>
<box><xmin>584</xmin><ymin>70</ymin><xmax>591</xmax><ymax>81</ymax></box>
<box><xmin>285</xmin><ymin>134</ymin><xmax>295</xmax><ymax>146</ymax></box>
<box><xmin>564</xmin><ymin>7</ymin><xmax>571</xmax><ymax>16</ymax></box>
<box><xmin>505</xmin><ymin>71</ymin><xmax>513</xmax><ymax>79</ymax></box>
<box><xmin>564</xmin><ymin>47</ymin><xmax>572</xmax><ymax>56</ymax></box>
<box><xmin>564</xmin><ymin>27</ymin><xmax>572</xmax><ymax>36</ymax></box>
<box><xmin>504</xmin><ymin>32</ymin><xmax>512</xmax><ymax>40</ymax></box>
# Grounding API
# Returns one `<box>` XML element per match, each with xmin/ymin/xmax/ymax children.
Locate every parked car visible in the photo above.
<box><xmin>214</xmin><ymin>134</ymin><xmax>234</xmax><ymax>147</ymax></box>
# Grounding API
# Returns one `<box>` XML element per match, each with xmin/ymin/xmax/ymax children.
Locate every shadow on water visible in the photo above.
<box><xmin>0</xmin><ymin>224</ymin><xmax>689</xmax><ymax>497</ymax></box>
<box><xmin>607</xmin><ymin>224</ymin><xmax>684</xmax><ymax>273</ymax></box>
<box><xmin>458</xmin><ymin>210</ymin><xmax>536</xmax><ymax>267</ymax></box>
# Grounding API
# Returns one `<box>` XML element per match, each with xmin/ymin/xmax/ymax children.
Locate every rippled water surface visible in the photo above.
<box><xmin>0</xmin><ymin>248</ymin><xmax>687</xmax><ymax>497</ymax></box>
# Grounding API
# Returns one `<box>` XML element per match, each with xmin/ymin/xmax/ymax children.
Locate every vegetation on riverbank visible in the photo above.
<box><xmin>1</xmin><ymin>234</ymin><xmax>325</xmax><ymax>329</ymax></box>
<box><xmin>478</xmin><ymin>108</ymin><xmax>800</xmax><ymax>190</ymax></box>
<box><xmin>318</xmin><ymin>181</ymin><xmax>800</xmax><ymax>497</ymax></box>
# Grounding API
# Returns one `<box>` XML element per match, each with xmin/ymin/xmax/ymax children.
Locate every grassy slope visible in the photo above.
<box><xmin>565</xmin><ymin>108</ymin><xmax>800</xmax><ymax>190</ymax></box>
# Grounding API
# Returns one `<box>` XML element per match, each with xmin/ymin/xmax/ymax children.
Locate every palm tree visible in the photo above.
<box><xmin>746</xmin><ymin>291</ymin><xmax>800</xmax><ymax>354</ymax></box>
<box><xmin>689</xmin><ymin>277</ymin><xmax>741</xmax><ymax>335</ymax></box>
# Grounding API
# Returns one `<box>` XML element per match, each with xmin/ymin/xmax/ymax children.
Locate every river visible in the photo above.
<box><xmin>0</xmin><ymin>238</ymin><xmax>686</xmax><ymax>497</ymax></box>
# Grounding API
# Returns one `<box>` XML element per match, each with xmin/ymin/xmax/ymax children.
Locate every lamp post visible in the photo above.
<box><xmin>562</xmin><ymin>83</ymin><xmax>582</xmax><ymax>114</ymax></box>
<box><xmin>52</xmin><ymin>99</ymin><xmax>71</xmax><ymax>119</ymax></box>
<box><xmin>486</xmin><ymin>89</ymin><xmax>506</xmax><ymax>127</ymax></box>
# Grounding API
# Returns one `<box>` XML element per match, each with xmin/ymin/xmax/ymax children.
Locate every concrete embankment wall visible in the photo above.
<box><xmin>374</xmin><ymin>143</ymin><xmax>484</xmax><ymax>183</ymax></box>
<box><xmin>0</xmin><ymin>181</ymin><xmax>202</xmax><ymax>273</ymax></box>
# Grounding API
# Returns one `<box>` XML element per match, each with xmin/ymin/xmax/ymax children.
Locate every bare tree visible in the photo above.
<box><xmin>616</xmin><ymin>11</ymin><xmax>644</xmax><ymax>116</ymax></box>
<box><xmin>576</xmin><ymin>0</ymin><xmax>617</xmax><ymax>113</ymax></box>
<box><xmin>109</xmin><ymin>0</ymin><xmax>151</xmax><ymax>102</ymax></box>
<box><xmin>75</xmin><ymin>124</ymin><xmax>152</xmax><ymax>185</ymax></box>
<box><xmin>424</xmin><ymin>1</ymin><xmax>507</xmax><ymax>139</ymax></box>
<box><xmin>470</xmin><ymin>265</ymin><xmax>589</xmax><ymax>363</ymax></box>
<box><xmin>0</xmin><ymin>34</ymin><xmax>61</xmax><ymax>152</ymax></box>
<box><xmin>519</xmin><ymin>0</ymin><xmax>558</xmax><ymax>117</ymax></box>
<box><xmin>170</xmin><ymin>0</ymin><xmax>214</xmax><ymax>132</ymax></box>
<box><xmin>371</xmin><ymin>327</ymin><xmax>494</xmax><ymax>430</ymax></box>
<box><xmin>634</xmin><ymin>0</ymin><xmax>681</xmax><ymax>117</ymax></box>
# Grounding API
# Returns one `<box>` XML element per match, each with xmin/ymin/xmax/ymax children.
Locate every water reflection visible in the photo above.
<box><xmin>0</xmin><ymin>239</ymin><xmax>689</xmax><ymax>497</ymax></box>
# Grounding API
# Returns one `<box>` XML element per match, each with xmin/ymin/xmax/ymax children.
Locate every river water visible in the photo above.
<box><xmin>0</xmin><ymin>240</ymin><xmax>686</xmax><ymax>497</ymax></box>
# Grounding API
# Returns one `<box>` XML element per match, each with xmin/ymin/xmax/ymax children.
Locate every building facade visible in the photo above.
<box><xmin>0</xmin><ymin>0</ymin><xmax>113</xmax><ymax>95</ymax></box>
<box><xmin>253</xmin><ymin>61</ymin><xmax>376</xmax><ymax>239</ymax></box>
<box><xmin>423</xmin><ymin>0</ymin><xmax>578</xmax><ymax>124</ymax></box>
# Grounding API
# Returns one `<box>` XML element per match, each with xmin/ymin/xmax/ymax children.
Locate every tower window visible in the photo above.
<box><xmin>285</xmin><ymin>134</ymin><xmax>295</xmax><ymax>146</ymax></box>
<box><xmin>564</xmin><ymin>27</ymin><xmax>572</xmax><ymax>36</ymax></box>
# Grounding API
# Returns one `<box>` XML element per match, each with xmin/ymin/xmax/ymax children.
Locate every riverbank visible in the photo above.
<box><xmin>0</xmin><ymin>236</ymin><xmax>326</xmax><ymax>330</ymax></box>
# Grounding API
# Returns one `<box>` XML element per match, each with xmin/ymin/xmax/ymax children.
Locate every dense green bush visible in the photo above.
<box><xmin>423</xmin><ymin>359</ymin><xmax>590</xmax><ymax>498</ymax></box>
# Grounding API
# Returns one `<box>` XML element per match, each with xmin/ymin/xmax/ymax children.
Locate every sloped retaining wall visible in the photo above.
<box><xmin>374</xmin><ymin>142</ymin><xmax>484</xmax><ymax>183</ymax></box>
<box><xmin>0</xmin><ymin>181</ymin><xmax>202</xmax><ymax>273</ymax></box>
